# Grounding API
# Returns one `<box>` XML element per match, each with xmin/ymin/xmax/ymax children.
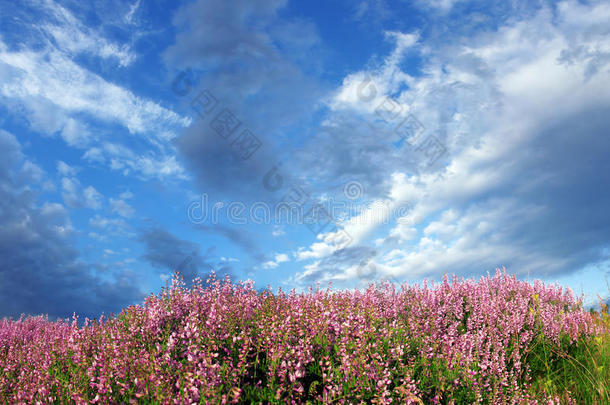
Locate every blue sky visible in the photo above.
<box><xmin>1</xmin><ymin>0</ymin><xmax>609</xmax><ymax>320</ymax></box>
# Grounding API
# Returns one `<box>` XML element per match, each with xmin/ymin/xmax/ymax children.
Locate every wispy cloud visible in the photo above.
<box><xmin>0</xmin><ymin>0</ymin><xmax>191</xmax><ymax>181</ymax></box>
<box><xmin>292</xmin><ymin>0</ymin><xmax>610</xmax><ymax>287</ymax></box>
<box><xmin>36</xmin><ymin>0</ymin><xmax>137</xmax><ymax>67</ymax></box>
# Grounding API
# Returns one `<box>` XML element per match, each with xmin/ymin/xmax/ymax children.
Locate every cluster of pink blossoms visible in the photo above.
<box><xmin>0</xmin><ymin>269</ymin><xmax>602</xmax><ymax>404</ymax></box>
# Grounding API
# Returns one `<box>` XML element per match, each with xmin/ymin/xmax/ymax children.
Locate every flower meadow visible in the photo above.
<box><xmin>1</xmin><ymin>269</ymin><xmax>609</xmax><ymax>404</ymax></box>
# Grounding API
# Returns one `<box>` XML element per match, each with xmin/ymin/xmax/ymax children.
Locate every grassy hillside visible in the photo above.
<box><xmin>1</xmin><ymin>270</ymin><xmax>608</xmax><ymax>404</ymax></box>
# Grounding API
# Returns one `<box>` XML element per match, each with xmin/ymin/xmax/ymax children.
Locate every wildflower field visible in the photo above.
<box><xmin>1</xmin><ymin>270</ymin><xmax>609</xmax><ymax>404</ymax></box>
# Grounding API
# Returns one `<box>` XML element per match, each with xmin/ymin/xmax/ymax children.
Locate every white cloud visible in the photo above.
<box><xmin>293</xmin><ymin>0</ymin><xmax>610</xmax><ymax>287</ymax></box>
<box><xmin>38</xmin><ymin>0</ymin><xmax>136</xmax><ymax>67</ymax></box>
<box><xmin>60</xmin><ymin>118</ymin><xmax>92</xmax><ymax>147</ymax></box>
<box><xmin>58</xmin><ymin>162</ymin><xmax>103</xmax><ymax>210</ymax></box>
<box><xmin>0</xmin><ymin>46</ymin><xmax>190</xmax><ymax>135</ymax></box>
<box><xmin>82</xmin><ymin>148</ymin><xmax>104</xmax><ymax>163</ymax></box>
<box><xmin>417</xmin><ymin>0</ymin><xmax>463</xmax><ymax>12</ymax></box>
<box><xmin>60</xmin><ymin>176</ymin><xmax>104</xmax><ymax>209</ymax></box>
<box><xmin>38</xmin><ymin>201</ymin><xmax>74</xmax><ymax>237</ymax></box>
<box><xmin>125</xmin><ymin>0</ymin><xmax>142</xmax><ymax>25</ymax></box>
<box><xmin>276</xmin><ymin>253</ymin><xmax>289</xmax><ymax>263</ymax></box>
<box><xmin>88</xmin><ymin>231</ymin><xmax>106</xmax><ymax>241</ymax></box>
<box><xmin>41</xmin><ymin>180</ymin><xmax>56</xmax><ymax>192</ymax></box>
<box><xmin>60</xmin><ymin>178</ymin><xmax>79</xmax><ymax>207</ymax></box>
<box><xmin>0</xmin><ymin>8</ymin><xmax>190</xmax><ymax>181</ymax></box>
<box><xmin>262</xmin><ymin>253</ymin><xmax>290</xmax><ymax>269</ymax></box>
<box><xmin>82</xmin><ymin>142</ymin><xmax>187</xmax><ymax>180</ymax></box>
<box><xmin>295</xmin><ymin>241</ymin><xmax>336</xmax><ymax>262</ymax></box>
<box><xmin>388</xmin><ymin>220</ymin><xmax>417</xmax><ymax>243</ymax></box>
<box><xmin>56</xmin><ymin>161</ymin><xmax>77</xmax><ymax>176</ymax></box>
<box><xmin>119</xmin><ymin>190</ymin><xmax>134</xmax><ymax>200</ymax></box>
<box><xmin>20</xmin><ymin>160</ymin><xmax>45</xmax><ymax>183</ymax></box>
<box><xmin>89</xmin><ymin>214</ymin><xmax>128</xmax><ymax>230</ymax></box>
<box><xmin>295</xmin><ymin>178</ymin><xmax>412</xmax><ymax>261</ymax></box>
<box><xmin>328</xmin><ymin>31</ymin><xmax>417</xmax><ymax>114</ymax></box>
<box><xmin>272</xmin><ymin>225</ymin><xmax>286</xmax><ymax>237</ymax></box>
<box><xmin>83</xmin><ymin>186</ymin><xmax>103</xmax><ymax>210</ymax></box>
<box><xmin>109</xmin><ymin>198</ymin><xmax>135</xmax><ymax>218</ymax></box>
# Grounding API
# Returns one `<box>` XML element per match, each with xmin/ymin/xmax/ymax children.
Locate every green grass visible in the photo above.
<box><xmin>528</xmin><ymin>305</ymin><xmax>610</xmax><ymax>404</ymax></box>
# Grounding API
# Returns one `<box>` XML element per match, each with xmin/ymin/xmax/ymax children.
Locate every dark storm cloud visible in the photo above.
<box><xmin>138</xmin><ymin>226</ymin><xmax>234</xmax><ymax>284</ymax></box>
<box><xmin>501</xmin><ymin>107</ymin><xmax>610</xmax><ymax>275</ymax></box>
<box><xmin>163</xmin><ymin>0</ymin><xmax>288</xmax><ymax>68</ymax></box>
<box><xmin>172</xmin><ymin>117</ymin><xmax>280</xmax><ymax>200</ymax></box>
<box><xmin>439</xmin><ymin>107</ymin><xmax>610</xmax><ymax>280</ymax></box>
<box><xmin>164</xmin><ymin>0</ymin><xmax>324</xmax><ymax>199</ymax></box>
<box><xmin>0</xmin><ymin>130</ymin><xmax>143</xmax><ymax>320</ymax></box>
<box><xmin>194</xmin><ymin>224</ymin><xmax>266</xmax><ymax>263</ymax></box>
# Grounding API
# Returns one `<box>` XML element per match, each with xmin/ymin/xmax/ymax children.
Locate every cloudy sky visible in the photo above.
<box><xmin>1</xmin><ymin>0</ymin><xmax>609</xmax><ymax>320</ymax></box>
